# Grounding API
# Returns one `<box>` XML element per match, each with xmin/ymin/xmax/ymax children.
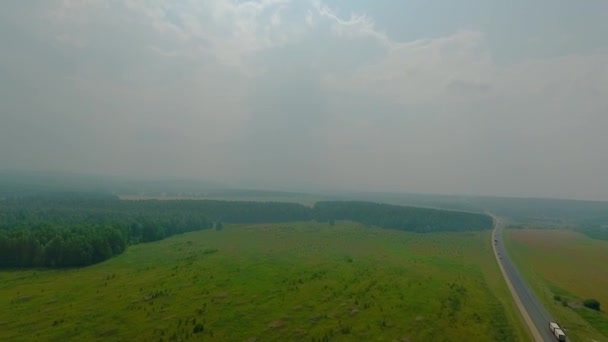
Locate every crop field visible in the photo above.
<box><xmin>506</xmin><ymin>228</ymin><xmax>608</xmax><ymax>341</ymax></box>
<box><xmin>1</xmin><ymin>222</ymin><xmax>526</xmax><ymax>341</ymax></box>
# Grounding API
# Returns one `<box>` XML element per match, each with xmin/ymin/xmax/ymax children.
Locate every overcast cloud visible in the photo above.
<box><xmin>1</xmin><ymin>0</ymin><xmax>607</xmax><ymax>200</ymax></box>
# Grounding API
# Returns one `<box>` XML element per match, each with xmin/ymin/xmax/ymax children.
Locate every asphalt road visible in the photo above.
<box><xmin>492</xmin><ymin>218</ymin><xmax>558</xmax><ymax>342</ymax></box>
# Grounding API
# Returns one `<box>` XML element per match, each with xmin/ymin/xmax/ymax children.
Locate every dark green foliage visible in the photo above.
<box><xmin>0</xmin><ymin>224</ymin><xmax>127</xmax><ymax>267</ymax></box>
<box><xmin>584</xmin><ymin>298</ymin><xmax>601</xmax><ymax>311</ymax></box>
<box><xmin>0</xmin><ymin>196</ymin><xmax>215</xmax><ymax>268</ymax></box>
<box><xmin>578</xmin><ymin>225</ymin><xmax>608</xmax><ymax>241</ymax></box>
<box><xmin>313</xmin><ymin>201</ymin><xmax>493</xmax><ymax>232</ymax></box>
<box><xmin>441</xmin><ymin>283</ymin><xmax>467</xmax><ymax>317</ymax></box>
<box><xmin>0</xmin><ymin>196</ymin><xmax>310</xmax><ymax>268</ymax></box>
<box><xmin>202</xmin><ymin>248</ymin><xmax>219</xmax><ymax>255</ymax></box>
<box><xmin>193</xmin><ymin>323</ymin><xmax>204</xmax><ymax>334</ymax></box>
<box><xmin>0</xmin><ymin>196</ymin><xmax>492</xmax><ymax>269</ymax></box>
<box><xmin>340</xmin><ymin>325</ymin><xmax>351</xmax><ymax>334</ymax></box>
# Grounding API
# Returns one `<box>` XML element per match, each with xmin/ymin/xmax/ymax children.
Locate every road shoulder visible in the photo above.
<box><xmin>492</xmin><ymin>219</ymin><xmax>543</xmax><ymax>342</ymax></box>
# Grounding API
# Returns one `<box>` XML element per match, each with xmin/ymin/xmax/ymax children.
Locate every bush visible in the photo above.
<box><xmin>553</xmin><ymin>295</ymin><xmax>561</xmax><ymax>301</ymax></box>
<box><xmin>193</xmin><ymin>323</ymin><xmax>205</xmax><ymax>333</ymax></box>
<box><xmin>340</xmin><ymin>326</ymin><xmax>351</xmax><ymax>334</ymax></box>
<box><xmin>583</xmin><ymin>299</ymin><xmax>601</xmax><ymax>311</ymax></box>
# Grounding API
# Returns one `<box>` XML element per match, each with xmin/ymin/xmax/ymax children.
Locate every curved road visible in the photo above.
<box><xmin>492</xmin><ymin>217</ymin><xmax>558</xmax><ymax>342</ymax></box>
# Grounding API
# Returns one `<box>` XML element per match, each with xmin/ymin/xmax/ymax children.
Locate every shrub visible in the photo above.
<box><xmin>193</xmin><ymin>323</ymin><xmax>205</xmax><ymax>333</ymax></box>
<box><xmin>583</xmin><ymin>299</ymin><xmax>601</xmax><ymax>311</ymax></box>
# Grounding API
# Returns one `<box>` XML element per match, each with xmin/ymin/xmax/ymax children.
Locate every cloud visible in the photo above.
<box><xmin>322</xmin><ymin>30</ymin><xmax>492</xmax><ymax>106</ymax></box>
<box><xmin>312</xmin><ymin>0</ymin><xmax>391</xmax><ymax>46</ymax></box>
<box><xmin>1</xmin><ymin>0</ymin><xmax>607</xmax><ymax>199</ymax></box>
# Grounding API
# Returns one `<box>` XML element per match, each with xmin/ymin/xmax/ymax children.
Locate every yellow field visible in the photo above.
<box><xmin>506</xmin><ymin>228</ymin><xmax>608</xmax><ymax>340</ymax></box>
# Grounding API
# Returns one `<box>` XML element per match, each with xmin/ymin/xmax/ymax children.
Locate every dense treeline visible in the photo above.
<box><xmin>314</xmin><ymin>201</ymin><xmax>493</xmax><ymax>232</ymax></box>
<box><xmin>0</xmin><ymin>224</ymin><xmax>127</xmax><ymax>267</ymax></box>
<box><xmin>0</xmin><ymin>197</ymin><xmax>214</xmax><ymax>268</ymax></box>
<box><xmin>0</xmin><ymin>197</ymin><xmax>311</xmax><ymax>268</ymax></box>
<box><xmin>578</xmin><ymin>226</ymin><xmax>608</xmax><ymax>241</ymax></box>
<box><xmin>0</xmin><ymin>196</ymin><xmax>311</xmax><ymax>226</ymax></box>
<box><xmin>0</xmin><ymin>196</ymin><xmax>492</xmax><ymax>268</ymax></box>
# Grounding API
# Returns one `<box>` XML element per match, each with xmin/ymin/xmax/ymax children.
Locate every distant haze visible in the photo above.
<box><xmin>1</xmin><ymin>1</ymin><xmax>607</xmax><ymax>201</ymax></box>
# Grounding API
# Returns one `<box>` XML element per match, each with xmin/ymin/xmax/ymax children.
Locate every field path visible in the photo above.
<box><xmin>492</xmin><ymin>217</ymin><xmax>556</xmax><ymax>342</ymax></box>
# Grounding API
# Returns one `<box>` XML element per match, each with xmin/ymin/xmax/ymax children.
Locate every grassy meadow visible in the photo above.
<box><xmin>1</xmin><ymin>222</ymin><xmax>527</xmax><ymax>341</ymax></box>
<box><xmin>506</xmin><ymin>228</ymin><xmax>608</xmax><ymax>341</ymax></box>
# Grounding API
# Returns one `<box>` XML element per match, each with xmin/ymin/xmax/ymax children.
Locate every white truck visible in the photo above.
<box><xmin>549</xmin><ymin>322</ymin><xmax>566</xmax><ymax>342</ymax></box>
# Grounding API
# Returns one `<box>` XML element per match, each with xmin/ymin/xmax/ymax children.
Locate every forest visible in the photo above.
<box><xmin>314</xmin><ymin>201</ymin><xmax>493</xmax><ymax>232</ymax></box>
<box><xmin>0</xmin><ymin>195</ymin><xmax>493</xmax><ymax>268</ymax></box>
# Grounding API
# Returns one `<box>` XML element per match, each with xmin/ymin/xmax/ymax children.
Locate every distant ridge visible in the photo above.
<box><xmin>1</xmin><ymin>169</ymin><xmax>607</xmax><ymax>227</ymax></box>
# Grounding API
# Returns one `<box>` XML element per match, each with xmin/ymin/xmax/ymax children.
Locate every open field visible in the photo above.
<box><xmin>506</xmin><ymin>228</ymin><xmax>608</xmax><ymax>341</ymax></box>
<box><xmin>1</xmin><ymin>222</ymin><xmax>527</xmax><ymax>341</ymax></box>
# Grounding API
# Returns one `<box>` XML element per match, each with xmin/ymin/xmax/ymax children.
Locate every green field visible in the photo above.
<box><xmin>506</xmin><ymin>228</ymin><xmax>608</xmax><ymax>341</ymax></box>
<box><xmin>1</xmin><ymin>222</ymin><xmax>527</xmax><ymax>341</ymax></box>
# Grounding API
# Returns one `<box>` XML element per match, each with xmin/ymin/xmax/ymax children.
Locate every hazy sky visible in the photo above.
<box><xmin>1</xmin><ymin>1</ymin><xmax>607</xmax><ymax>200</ymax></box>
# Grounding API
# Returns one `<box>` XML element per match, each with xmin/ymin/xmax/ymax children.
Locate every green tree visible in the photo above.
<box><xmin>45</xmin><ymin>236</ymin><xmax>65</xmax><ymax>267</ymax></box>
<box><xmin>583</xmin><ymin>298</ymin><xmax>601</xmax><ymax>311</ymax></box>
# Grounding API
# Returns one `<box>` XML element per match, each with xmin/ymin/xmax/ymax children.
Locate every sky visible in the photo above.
<box><xmin>1</xmin><ymin>0</ymin><xmax>607</xmax><ymax>200</ymax></box>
